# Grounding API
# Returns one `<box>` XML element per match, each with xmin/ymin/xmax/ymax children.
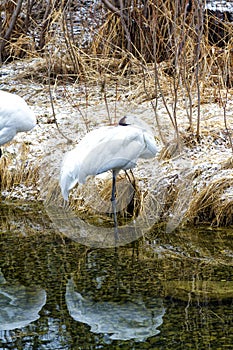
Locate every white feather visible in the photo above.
<box><xmin>0</xmin><ymin>90</ymin><xmax>36</xmax><ymax>146</ymax></box>
<box><xmin>60</xmin><ymin>122</ymin><xmax>158</xmax><ymax>201</ymax></box>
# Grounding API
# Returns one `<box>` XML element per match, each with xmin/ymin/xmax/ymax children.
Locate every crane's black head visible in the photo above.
<box><xmin>119</xmin><ymin>116</ymin><xmax>130</xmax><ymax>126</ymax></box>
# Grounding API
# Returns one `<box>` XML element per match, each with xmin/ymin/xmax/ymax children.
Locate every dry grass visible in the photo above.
<box><xmin>0</xmin><ymin>143</ymin><xmax>39</xmax><ymax>198</ymax></box>
<box><xmin>44</xmin><ymin>172</ymin><xmax>142</xmax><ymax>227</ymax></box>
<box><xmin>186</xmin><ymin>175</ymin><xmax>233</xmax><ymax>226</ymax></box>
<box><xmin>2</xmin><ymin>1</ymin><xmax>233</xmax><ymax>89</ymax></box>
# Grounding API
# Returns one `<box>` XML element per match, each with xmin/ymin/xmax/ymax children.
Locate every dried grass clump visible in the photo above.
<box><xmin>68</xmin><ymin>174</ymin><xmax>142</xmax><ymax>226</ymax></box>
<box><xmin>186</xmin><ymin>175</ymin><xmax>233</xmax><ymax>226</ymax></box>
<box><xmin>0</xmin><ymin>143</ymin><xmax>39</xmax><ymax>198</ymax></box>
<box><xmin>42</xmin><ymin>168</ymin><xmax>142</xmax><ymax>227</ymax></box>
<box><xmin>158</xmin><ymin>140</ymin><xmax>183</xmax><ymax>161</ymax></box>
<box><xmin>14</xmin><ymin>56</ymin><xmax>82</xmax><ymax>84</ymax></box>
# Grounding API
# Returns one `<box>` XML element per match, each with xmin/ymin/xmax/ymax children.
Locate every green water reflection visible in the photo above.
<box><xmin>0</xmin><ymin>202</ymin><xmax>232</xmax><ymax>349</ymax></box>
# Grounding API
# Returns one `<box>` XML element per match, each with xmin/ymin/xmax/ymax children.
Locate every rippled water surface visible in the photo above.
<box><xmin>0</xmin><ymin>201</ymin><xmax>232</xmax><ymax>349</ymax></box>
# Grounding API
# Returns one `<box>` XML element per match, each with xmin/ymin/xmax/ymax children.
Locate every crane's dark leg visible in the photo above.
<box><xmin>111</xmin><ymin>169</ymin><xmax>117</xmax><ymax>202</ymax></box>
<box><xmin>111</xmin><ymin>170</ymin><xmax>119</xmax><ymax>242</ymax></box>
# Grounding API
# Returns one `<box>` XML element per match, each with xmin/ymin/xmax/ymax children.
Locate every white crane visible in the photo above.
<box><xmin>0</xmin><ymin>90</ymin><xmax>36</xmax><ymax>156</ymax></box>
<box><xmin>60</xmin><ymin>116</ymin><xmax>158</xmax><ymax>239</ymax></box>
<box><xmin>60</xmin><ymin>116</ymin><xmax>158</xmax><ymax>200</ymax></box>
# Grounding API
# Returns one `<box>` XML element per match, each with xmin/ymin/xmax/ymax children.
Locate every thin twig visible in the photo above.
<box><xmin>47</xmin><ymin>60</ymin><xmax>73</xmax><ymax>144</ymax></box>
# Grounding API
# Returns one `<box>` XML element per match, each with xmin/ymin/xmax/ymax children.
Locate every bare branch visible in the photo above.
<box><xmin>101</xmin><ymin>0</ymin><xmax>132</xmax><ymax>52</ymax></box>
<box><xmin>101</xmin><ymin>0</ymin><xmax>123</xmax><ymax>18</ymax></box>
<box><xmin>0</xmin><ymin>0</ymin><xmax>24</xmax><ymax>61</ymax></box>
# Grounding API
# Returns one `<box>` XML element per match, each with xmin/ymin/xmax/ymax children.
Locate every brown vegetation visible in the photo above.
<box><xmin>1</xmin><ymin>1</ymin><xmax>232</xmax><ymax>134</ymax></box>
<box><xmin>0</xmin><ymin>143</ymin><xmax>39</xmax><ymax>199</ymax></box>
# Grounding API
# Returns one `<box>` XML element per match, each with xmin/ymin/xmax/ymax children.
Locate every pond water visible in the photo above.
<box><xmin>0</xmin><ymin>201</ymin><xmax>232</xmax><ymax>349</ymax></box>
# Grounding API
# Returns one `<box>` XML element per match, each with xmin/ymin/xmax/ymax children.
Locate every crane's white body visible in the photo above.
<box><xmin>60</xmin><ymin>123</ymin><xmax>158</xmax><ymax>201</ymax></box>
<box><xmin>0</xmin><ymin>90</ymin><xmax>36</xmax><ymax>146</ymax></box>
